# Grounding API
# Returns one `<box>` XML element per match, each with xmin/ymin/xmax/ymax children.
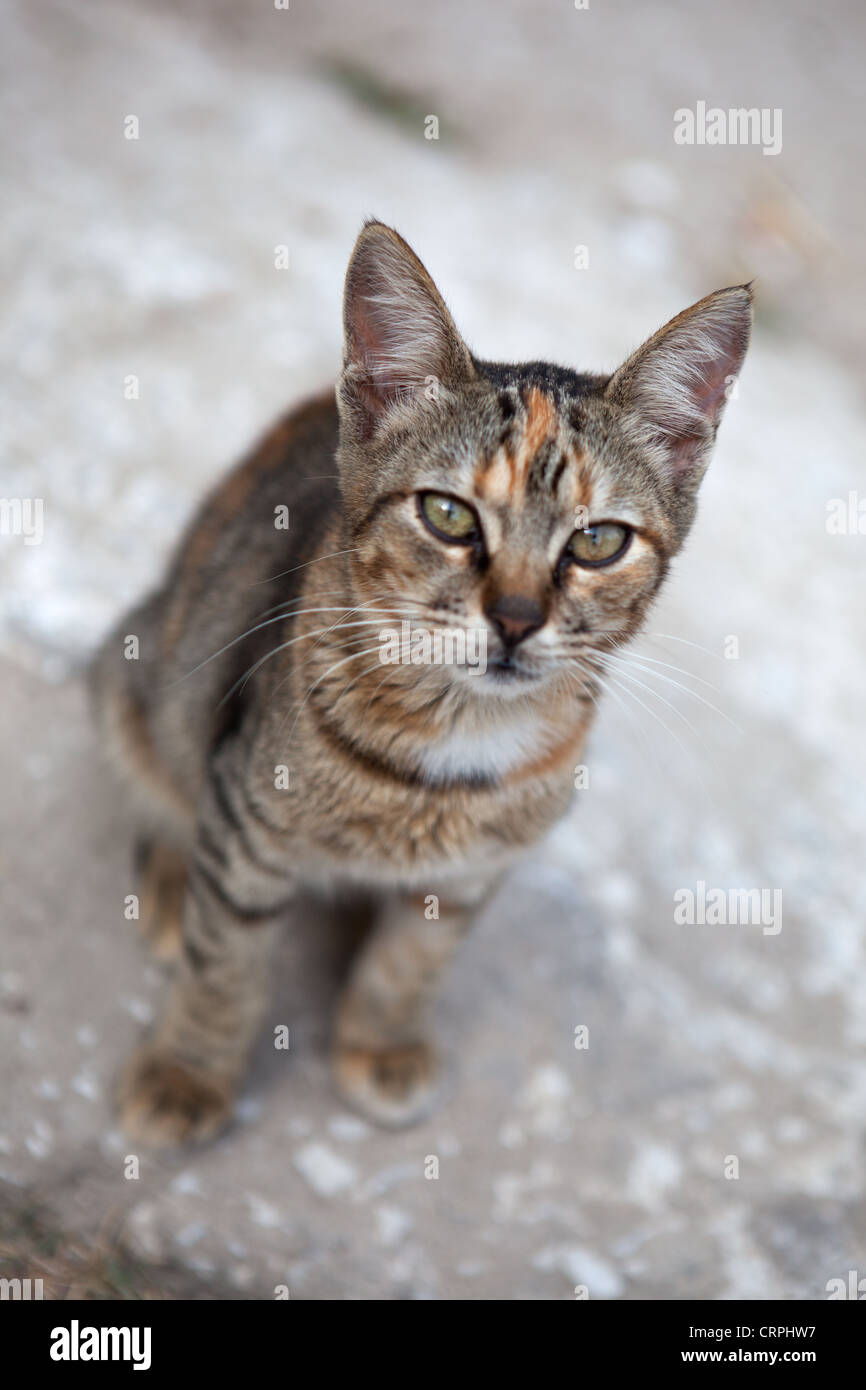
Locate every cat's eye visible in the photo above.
<box><xmin>419</xmin><ymin>492</ymin><xmax>480</xmax><ymax>544</ymax></box>
<box><xmin>567</xmin><ymin>523</ymin><xmax>631</xmax><ymax>568</ymax></box>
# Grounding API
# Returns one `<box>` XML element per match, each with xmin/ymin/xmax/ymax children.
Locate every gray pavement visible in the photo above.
<box><xmin>1</xmin><ymin>0</ymin><xmax>863</xmax><ymax>1299</ymax></box>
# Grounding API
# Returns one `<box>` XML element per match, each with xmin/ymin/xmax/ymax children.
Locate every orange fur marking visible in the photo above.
<box><xmin>474</xmin><ymin>449</ymin><xmax>514</xmax><ymax>505</ymax></box>
<box><xmin>514</xmin><ymin>388</ymin><xmax>557</xmax><ymax>491</ymax></box>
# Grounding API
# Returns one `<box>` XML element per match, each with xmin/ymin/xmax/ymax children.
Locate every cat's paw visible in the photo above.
<box><xmin>117</xmin><ymin>1048</ymin><xmax>233</xmax><ymax>1148</ymax></box>
<box><xmin>333</xmin><ymin>1041</ymin><xmax>440</xmax><ymax>1128</ymax></box>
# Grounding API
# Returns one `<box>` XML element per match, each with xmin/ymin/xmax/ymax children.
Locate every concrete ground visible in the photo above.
<box><xmin>1</xmin><ymin>0</ymin><xmax>864</xmax><ymax>1299</ymax></box>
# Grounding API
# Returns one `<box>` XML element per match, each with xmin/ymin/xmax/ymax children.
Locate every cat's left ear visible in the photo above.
<box><xmin>605</xmin><ymin>285</ymin><xmax>753</xmax><ymax>489</ymax></box>
<box><xmin>339</xmin><ymin>221</ymin><xmax>476</xmax><ymax>439</ymax></box>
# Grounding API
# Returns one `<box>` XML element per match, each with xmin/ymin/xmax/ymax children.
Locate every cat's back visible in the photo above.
<box><xmin>91</xmin><ymin>389</ymin><xmax>343</xmax><ymax>799</ymax></box>
<box><xmin>147</xmin><ymin>388</ymin><xmax>339</xmax><ymax>672</ymax></box>
<box><xmin>162</xmin><ymin>388</ymin><xmax>341</xmax><ymax>629</ymax></box>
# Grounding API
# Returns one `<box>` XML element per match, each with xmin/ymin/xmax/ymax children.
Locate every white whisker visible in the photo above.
<box><xmin>217</xmin><ymin>614</ymin><xmax>410</xmax><ymax>707</ymax></box>
<box><xmin>591</xmin><ymin>657</ymin><xmax>712</xmax><ymax>755</ymax></box>
<box><xmin>280</xmin><ymin>642</ymin><xmax>392</xmax><ymax>747</ymax></box>
<box><xmin>253</xmin><ymin>546</ymin><xmax>362</xmax><ymax>587</ymax></box>
<box><xmin>599</xmin><ymin>651</ymin><xmax>741</xmax><ymax>732</ymax></box>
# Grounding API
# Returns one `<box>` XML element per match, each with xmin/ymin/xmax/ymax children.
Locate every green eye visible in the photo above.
<box><xmin>568</xmin><ymin>523</ymin><xmax>630</xmax><ymax>567</ymax></box>
<box><xmin>419</xmin><ymin>493</ymin><xmax>480</xmax><ymax>543</ymax></box>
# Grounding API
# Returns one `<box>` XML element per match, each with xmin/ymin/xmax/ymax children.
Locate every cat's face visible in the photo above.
<box><xmin>342</xmin><ymin>379</ymin><xmax>674</xmax><ymax>700</ymax></box>
<box><xmin>337</xmin><ymin>223</ymin><xmax>751</xmax><ymax>702</ymax></box>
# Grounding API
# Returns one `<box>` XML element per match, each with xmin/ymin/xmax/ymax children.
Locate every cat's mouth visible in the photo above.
<box><xmin>479</xmin><ymin>655</ymin><xmax>545</xmax><ymax>691</ymax></box>
<box><xmin>488</xmin><ymin>656</ymin><xmax>528</xmax><ymax>677</ymax></box>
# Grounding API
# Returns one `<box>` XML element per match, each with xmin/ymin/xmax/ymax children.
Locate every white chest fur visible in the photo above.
<box><xmin>415</xmin><ymin>706</ymin><xmax>558</xmax><ymax>781</ymax></box>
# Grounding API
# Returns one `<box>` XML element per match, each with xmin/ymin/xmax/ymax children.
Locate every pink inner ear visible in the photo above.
<box><xmin>691</xmin><ymin>324</ymin><xmax>746</xmax><ymax>426</ymax></box>
<box><xmin>342</xmin><ymin>225</ymin><xmax>475</xmax><ymax>433</ymax></box>
<box><xmin>695</xmin><ymin>363</ymin><xmax>732</xmax><ymax>421</ymax></box>
<box><xmin>347</xmin><ymin>272</ymin><xmax>391</xmax><ymax>387</ymax></box>
<box><xmin>633</xmin><ymin>300</ymin><xmax>751</xmax><ymax>484</ymax></box>
<box><xmin>346</xmin><ymin>268</ymin><xmax>425</xmax><ymax>411</ymax></box>
<box><xmin>352</xmin><ymin>293</ymin><xmax>380</xmax><ymax>364</ymax></box>
<box><xmin>667</xmin><ymin>434</ymin><xmax>705</xmax><ymax>483</ymax></box>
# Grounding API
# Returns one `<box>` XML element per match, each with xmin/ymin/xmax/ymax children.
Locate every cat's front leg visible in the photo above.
<box><xmin>118</xmin><ymin>750</ymin><xmax>296</xmax><ymax>1148</ymax></box>
<box><xmin>333</xmin><ymin>880</ymin><xmax>490</xmax><ymax>1127</ymax></box>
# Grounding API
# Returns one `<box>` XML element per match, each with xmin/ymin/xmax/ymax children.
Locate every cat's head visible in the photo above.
<box><xmin>336</xmin><ymin>221</ymin><xmax>751</xmax><ymax>700</ymax></box>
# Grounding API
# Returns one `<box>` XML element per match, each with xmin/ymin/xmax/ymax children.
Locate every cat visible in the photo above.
<box><xmin>90</xmin><ymin>221</ymin><xmax>751</xmax><ymax>1146</ymax></box>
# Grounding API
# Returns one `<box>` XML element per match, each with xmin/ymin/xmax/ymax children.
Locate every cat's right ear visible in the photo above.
<box><xmin>339</xmin><ymin>221</ymin><xmax>476</xmax><ymax>439</ymax></box>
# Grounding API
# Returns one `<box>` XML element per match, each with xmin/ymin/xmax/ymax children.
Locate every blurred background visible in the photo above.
<box><xmin>0</xmin><ymin>0</ymin><xmax>863</xmax><ymax>1299</ymax></box>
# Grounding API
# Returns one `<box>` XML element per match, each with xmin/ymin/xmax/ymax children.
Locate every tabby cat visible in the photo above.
<box><xmin>90</xmin><ymin>222</ymin><xmax>751</xmax><ymax>1145</ymax></box>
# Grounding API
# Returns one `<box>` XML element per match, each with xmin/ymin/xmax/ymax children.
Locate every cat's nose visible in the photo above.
<box><xmin>484</xmin><ymin>594</ymin><xmax>545</xmax><ymax>649</ymax></box>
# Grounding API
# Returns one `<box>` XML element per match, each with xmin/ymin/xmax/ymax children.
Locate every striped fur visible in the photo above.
<box><xmin>91</xmin><ymin>222</ymin><xmax>751</xmax><ymax>1142</ymax></box>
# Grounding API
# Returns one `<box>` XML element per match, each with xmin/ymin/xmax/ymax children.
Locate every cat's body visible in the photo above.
<box><xmin>91</xmin><ymin>223</ymin><xmax>751</xmax><ymax>1144</ymax></box>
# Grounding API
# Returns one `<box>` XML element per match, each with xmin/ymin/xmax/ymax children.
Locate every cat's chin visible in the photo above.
<box><xmin>453</xmin><ymin>660</ymin><xmax>549</xmax><ymax>700</ymax></box>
